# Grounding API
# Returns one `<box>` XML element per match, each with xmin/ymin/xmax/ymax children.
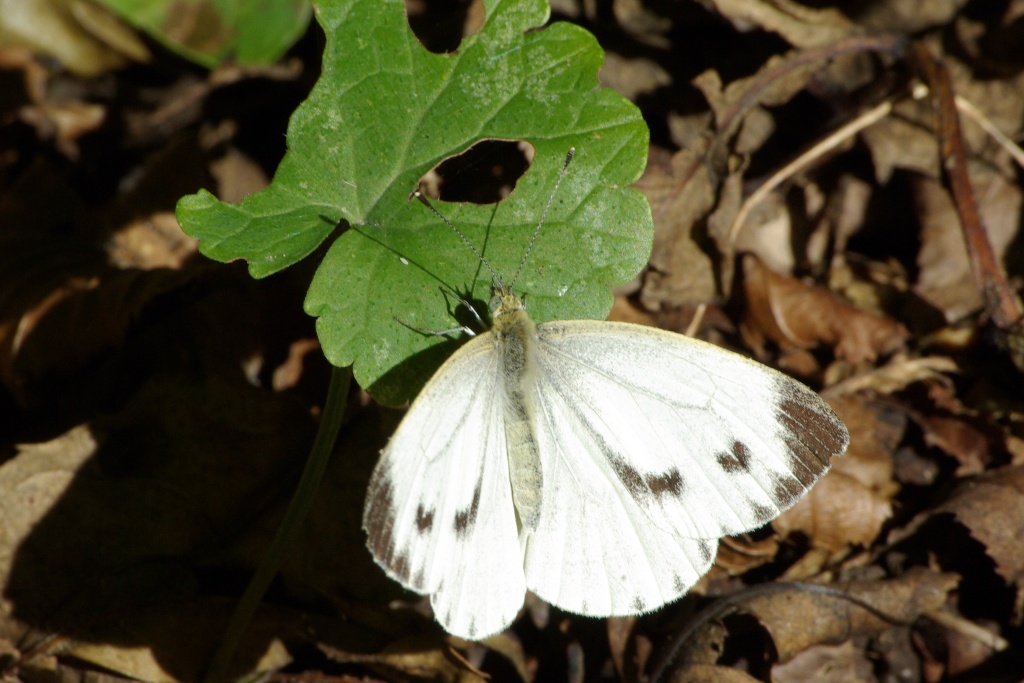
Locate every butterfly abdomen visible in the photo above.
<box><xmin>493</xmin><ymin>292</ymin><xmax>543</xmax><ymax>532</ymax></box>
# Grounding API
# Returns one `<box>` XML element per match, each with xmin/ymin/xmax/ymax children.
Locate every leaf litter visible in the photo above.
<box><xmin>1</xmin><ymin>0</ymin><xmax>1024</xmax><ymax>682</ymax></box>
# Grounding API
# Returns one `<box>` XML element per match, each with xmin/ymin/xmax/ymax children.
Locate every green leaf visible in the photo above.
<box><xmin>97</xmin><ymin>0</ymin><xmax>312</xmax><ymax>67</ymax></box>
<box><xmin>176</xmin><ymin>0</ymin><xmax>653</xmax><ymax>405</ymax></box>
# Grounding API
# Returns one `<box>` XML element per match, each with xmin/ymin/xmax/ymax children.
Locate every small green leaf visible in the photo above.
<box><xmin>98</xmin><ymin>0</ymin><xmax>312</xmax><ymax>67</ymax></box>
<box><xmin>176</xmin><ymin>0</ymin><xmax>653</xmax><ymax>405</ymax></box>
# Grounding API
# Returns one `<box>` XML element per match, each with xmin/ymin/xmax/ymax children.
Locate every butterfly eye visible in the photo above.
<box><xmin>488</xmin><ymin>294</ymin><xmax>502</xmax><ymax>314</ymax></box>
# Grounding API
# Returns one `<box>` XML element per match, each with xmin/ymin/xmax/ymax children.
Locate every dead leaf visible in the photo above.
<box><xmin>744</xmin><ymin>571</ymin><xmax>958</xmax><ymax>662</ymax></box>
<box><xmin>913</xmin><ymin>168</ymin><xmax>1022</xmax><ymax>324</ymax></box>
<box><xmin>826</xmin><ymin>355</ymin><xmax>957</xmax><ymax>396</ymax></box>
<box><xmin>774</xmin><ymin>468</ymin><xmax>892</xmax><ymax>553</ymax></box>
<box><xmin>0</xmin><ymin>0</ymin><xmax>149</xmax><ymax>76</ymax></box>
<box><xmin>322</xmin><ymin>635</ymin><xmax>488</xmax><ymax>683</ymax></box>
<box><xmin>702</xmin><ymin>0</ymin><xmax>857</xmax><ymax>49</ymax></box>
<box><xmin>107</xmin><ymin>212</ymin><xmax>199</xmax><ymax>270</ymax></box>
<box><xmin>667</xmin><ymin>662</ymin><xmax>761</xmax><ymax>683</ymax></box>
<box><xmin>635</xmin><ymin>147</ymin><xmax>719</xmax><ymax>309</ymax></box>
<box><xmin>826</xmin><ymin>395</ymin><xmax>904</xmax><ymax>493</ymax></box>
<box><xmin>934</xmin><ymin>465</ymin><xmax>1024</xmax><ymax>587</ymax></box>
<box><xmin>600</xmin><ymin>52</ymin><xmax>672</xmax><ymax>101</ymax></box>
<box><xmin>740</xmin><ymin>253</ymin><xmax>908</xmax><ymax>366</ymax></box>
<box><xmin>714</xmin><ymin>535</ymin><xmax>781</xmax><ymax>578</ymax></box>
<box><xmin>772</xmin><ymin>640</ymin><xmax>874</xmax><ymax>683</ymax></box>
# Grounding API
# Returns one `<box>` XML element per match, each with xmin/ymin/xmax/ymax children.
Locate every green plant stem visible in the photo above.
<box><xmin>204</xmin><ymin>365</ymin><xmax>352</xmax><ymax>682</ymax></box>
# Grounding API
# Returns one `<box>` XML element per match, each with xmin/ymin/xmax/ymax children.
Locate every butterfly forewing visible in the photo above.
<box><xmin>527</xmin><ymin>320</ymin><xmax>847</xmax><ymax>540</ymax></box>
<box><xmin>363</xmin><ymin>333</ymin><xmax>526</xmax><ymax>639</ymax></box>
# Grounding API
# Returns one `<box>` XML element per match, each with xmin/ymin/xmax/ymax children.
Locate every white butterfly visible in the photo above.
<box><xmin>363</xmin><ymin>152</ymin><xmax>848</xmax><ymax>640</ymax></box>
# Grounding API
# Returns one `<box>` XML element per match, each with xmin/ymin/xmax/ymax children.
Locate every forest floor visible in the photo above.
<box><xmin>1</xmin><ymin>1</ymin><xmax>1023</xmax><ymax>682</ymax></box>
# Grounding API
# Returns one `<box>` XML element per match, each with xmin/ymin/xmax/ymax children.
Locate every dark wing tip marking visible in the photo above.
<box><xmin>364</xmin><ymin>476</ymin><xmax>417</xmax><ymax>584</ymax></box>
<box><xmin>772</xmin><ymin>391</ymin><xmax>849</xmax><ymax>508</ymax></box>
<box><xmin>777</xmin><ymin>393</ymin><xmax>849</xmax><ymax>466</ymax></box>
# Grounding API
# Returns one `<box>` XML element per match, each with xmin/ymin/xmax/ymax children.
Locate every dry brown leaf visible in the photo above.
<box><xmin>945</xmin><ymin>615</ymin><xmax>1002</xmax><ymax>677</ymax></box>
<box><xmin>730</xmin><ymin>190</ymin><xmax>797</xmax><ymax>275</ymax></box>
<box><xmin>913</xmin><ymin>168</ymin><xmax>1022</xmax><ymax>323</ymax></box>
<box><xmin>322</xmin><ymin>636</ymin><xmax>488</xmax><ymax>683</ymax></box>
<box><xmin>107</xmin><ymin>212</ymin><xmax>199</xmax><ymax>270</ymax></box>
<box><xmin>920</xmin><ymin>414</ymin><xmax>993</xmax><ymax>476</ymax></box>
<box><xmin>0</xmin><ymin>42</ymin><xmax>109</xmax><ymax>159</ymax></box>
<box><xmin>209</xmin><ymin>146</ymin><xmax>272</xmax><ymax>205</ymax></box>
<box><xmin>828</xmin><ymin>395</ymin><xmax>904</xmax><ymax>492</ymax></box>
<box><xmin>599</xmin><ymin>52</ymin><xmax>672</xmax><ymax>101</ymax></box>
<box><xmin>0</xmin><ymin>0</ymin><xmax>149</xmax><ymax>76</ymax></box>
<box><xmin>860</xmin><ymin>100</ymin><xmax>941</xmax><ymax>184</ymax></box>
<box><xmin>667</xmin><ymin>662</ymin><xmax>761</xmax><ymax>683</ymax></box>
<box><xmin>694</xmin><ymin>56</ymin><xmax>818</xmax><ymax>139</ymax></box>
<box><xmin>826</xmin><ymin>355</ymin><xmax>957</xmax><ymax>396</ymax></box>
<box><xmin>701</xmin><ymin>0</ymin><xmax>857</xmax><ymax>49</ymax></box>
<box><xmin>635</xmin><ymin>147</ymin><xmax>718</xmax><ymax>310</ymax></box>
<box><xmin>475</xmin><ymin>630</ymin><xmax>529</xmax><ymax>682</ymax></box>
<box><xmin>714</xmin><ymin>535</ymin><xmax>781</xmax><ymax>578</ymax></box>
<box><xmin>905</xmin><ymin>378</ymin><xmax>1010</xmax><ymax>475</ymax></box>
<box><xmin>774</xmin><ymin>469</ymin><xmax>892</xmax><ymax>552</ymax></box>
<box><xmin>18</xmin><ymin>99</ymin><xmax>105</xmax><ymax>159</ymax></box>
<box><xmin>772</xmin><ymin>640</ymin><xmax>874</xmax><ymax>683</ymax></box>
<box><xmin>743</xmin><ymin>571</ymin><xmax>959</xmax><ymax>662</ymax></box>
<box><xmin>856</xmin><ymin>0</ymin><xmax>968</xmax><ymax>33</ymax></box>
<box><xmin>607</xmin><ymin>615</ymin><xmax>640</xmax><ymax>683</ymax></box>
<box><xmin>740</xmin><ymin>253</ymin><xmax>908</xmax><ymax>365</ymax></box>
<box><xmin>611</xmin><ymin>0</ymin><xmax>672</xmax><ymax>48</ymax></box>
<box><xmin>934</xmin><ymin>465</ymin><xmax>1024</xmax><ymax>587</ymax></box>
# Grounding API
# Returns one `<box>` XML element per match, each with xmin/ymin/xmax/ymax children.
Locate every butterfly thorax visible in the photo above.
<box><xmin>491</xmin><ymin>288</ymin><xmax>543</xmax><ymax>534</ymax></box>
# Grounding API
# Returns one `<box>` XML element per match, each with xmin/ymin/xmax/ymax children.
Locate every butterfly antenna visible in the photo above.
<box><xmin>413</xmin><ymin>191</ymin><xmax>501</xmax><ymax>283</ymax></box>
<box><xmin>509</xmin><ymin>147</ymin><xmax>575</xmax><ymax>290</ymax></box>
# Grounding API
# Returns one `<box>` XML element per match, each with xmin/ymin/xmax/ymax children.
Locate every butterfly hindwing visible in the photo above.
<box><xmin>522</xmin><ymin>418</ymin><xmax>718</xmax><ymax>616</ymax></box>
<box><xmin>363</xmin><ymin>333</ymin><xmax>525</xmax><ymax>640</ymax></box>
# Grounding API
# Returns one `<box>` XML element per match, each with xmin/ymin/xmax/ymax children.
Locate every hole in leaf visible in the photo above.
<box><xmin>405</xmin><ymin>0</ymin><xmax>485</xmax><ymax>54</ymax></box>
<box><xmin>418</xmin><ymin>140</ymin><xmax>533</xmax><ymax>204</ymax></box>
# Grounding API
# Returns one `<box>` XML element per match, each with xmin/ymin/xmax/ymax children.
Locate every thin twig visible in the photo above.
<box><xmin>911</xmin><ymin>43</ymin><xmax>1024</xmax><ymax>331</ymax></box>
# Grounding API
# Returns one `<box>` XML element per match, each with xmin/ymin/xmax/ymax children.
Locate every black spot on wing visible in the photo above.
<box><xmin>416</xmin><ymin>504</ymin><xmax>434</xmax><ymax>533</ymax></box>
<box><xmin>528</xmin><ymin>356</ymin><xmax>689</xmax><ymax>503</ymax></box>
<box><xmin>772</xmin><ymin>475</ymin><xmax>805</xmax><ymax>507</ymax></box>
<box><xmin>632</xmin><ymin>595</ymin><xmax>645</xmax><ymax>612</ymax></box>
<box><xmin>649</xmin><ymin>468</ymin><xmax>685</xmax><ymax>497</ymax></box>
<box><xmin>750</xmin><ymin>501</ymin><xmax>775</xmax><ymax>522</ymax></box>
<box><xmin>716</xmin><ymin>440</ymin><xmax>752</xmax><ymax>473</ymax></box>
<box><xmin>454</xmin><ymin>481</ymin><xmax>483</xmax><ymax>536</ymax></box>
<box><xmin>697</xmin><ymin>539</ymin><xmax>713</xmax><ymax>565</ymax></box>
<box><xmin>610</xmin><ymin>457</ymin><xmax>686</xmax><ymax>501</ymax></box>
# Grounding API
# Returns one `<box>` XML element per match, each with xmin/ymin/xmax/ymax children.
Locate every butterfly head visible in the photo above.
<box><xmin>489</xmin><ymin>281</ymin><xmax>527</xmax><ymax>323</ymax></box>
